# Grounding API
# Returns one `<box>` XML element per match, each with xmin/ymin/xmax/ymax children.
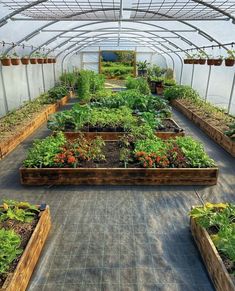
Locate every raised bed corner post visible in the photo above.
<box><xmin>228</xmin><ymin>72</ymin><xmax>235</xmax><ymax>114</ymax></box>
<box><xmin>205</xmin><ymin>65</ymin><xmax>212</xmax><ymax>101</ymax></box>
<box><xmin>0</xmin><ymin>65</ymin><xmax>9</xmax><ymax>114</ymax></box>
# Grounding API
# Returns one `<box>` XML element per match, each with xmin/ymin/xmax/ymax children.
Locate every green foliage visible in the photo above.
<box><xmin>102</xmin><ymin>63</ymin><xmax>134</xmax><ymax>79</ymax></box>
<box><xmin>48</xmin><ymin>86</ymin><xmax>68</xmax><ymax>102</ymax></box>
<box><xmin>165</xmin><ymin>68</ymin><xmax>174</xmax><ymax>80</ymax></box>
<box><xmin>164</xmin><ymin>79</ymin><xmax>176</xmax><ymax>86</ymax></box>
<box><xmin>147</xmin><ymin>65</ymin><xmax>166</xmax><ymax>79</ymax></box>
<box><xmin>134</xmin><ymin>138</ymin><xmax>167</xmax><ymax>156</ymax></box>
<box><xmin>0</xmin><ymin>200</ymin><xmax>39</xmax><ymax>223</ymax></box>
<box><xmin>189</xmin><ymin>203</ymin><xmax>235</xmax><ymax>267</ymax></box>
<box><xmin>137</xmin><ymin>60</ymin><xmax>149</xmax><ymax>70</ymax></box>
<box><xmin>0</xmin><ymin>228</ymin><xmax>22</xmax><ymax>275</ymax></box>
<box><xmin>225</xmin><ymin>121</ymin><xmax>235</xmax><ymax>140</ymax></box>
<box><xmin>175</xmin><ymin>136</ymin><xmax>215</xmax><ymax>168</ymax></box>
<box><xmin>164</xmin><ymin>85</ymin><xmax>200</xmax><ymax>102</ymax></box>
<box><xmin>60</xmin><ymin>72</ymin><xmax>78</xmax><ymax>88</ymax></box>
<box><xmin>125</xmin><ymin>77</ymin><xmax>151</xmax><ymax>95</ymax></box>
<box><xmin>77</xmin><ymin>70</ymin><xmax>91</xmax><ymax>101</ymax></box>
<box><xmin>23</xmin><ymin>132</ymin><xmax>66</xmax><ymax>168</ymax></box>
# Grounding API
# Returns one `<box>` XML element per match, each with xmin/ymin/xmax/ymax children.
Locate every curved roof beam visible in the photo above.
<box><xmin>52</xmin><ymin>28</ymin><xmax>184</xmax><ymax>58</ymax></box>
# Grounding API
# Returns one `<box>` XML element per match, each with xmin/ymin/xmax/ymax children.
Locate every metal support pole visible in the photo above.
<box><xmin>41</xmin><ymin>64</ymin><xmax>46</xmax><ymax>92</ymax></box>
<box><xmin>191</xmin><ymin>64</ymin><xmax>195</xmax><ymax>87</ymax></box>
<box><xmin>0</xmin><ymin>66</ymin><xmax>9</xmax><ymax>114</ymax></box>
<box><xmin>205</xmin><ymin>66</ymin><xmax>212</xmax><ymax>101</ymax></box>
<box><xmin>25</xmin><ymin>66</ymin><xmax>31</xmax><ymax>101</ymax></box>
<box><xmin>228</xmin><ymin>72</ymin><xmax>235</xmax><ymax>114</ymax></box>
<box><xmin>53</xmin><ymin>63</ymin><xmax>56</xmax><ymax>86</ymax></box>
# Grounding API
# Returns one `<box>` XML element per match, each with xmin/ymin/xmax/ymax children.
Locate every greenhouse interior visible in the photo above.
<box><xmin>0</xmin><ymin>0</ymin><xmax>235</xmax><ymax>290</ymax></box>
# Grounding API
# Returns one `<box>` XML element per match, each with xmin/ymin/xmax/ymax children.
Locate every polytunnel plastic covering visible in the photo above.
<box><xmin>0</xmin><ymin>0</ymin><xmax>235</xmax><ymax>116</ymax></box>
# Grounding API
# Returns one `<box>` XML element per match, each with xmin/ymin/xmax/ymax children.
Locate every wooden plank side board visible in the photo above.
<box><xmin>172</xmin><ymin>100</ymin><xmax>235</xmax><ymax>157</ymax></box>
<box><xmin>63</xmin><ymin>119</ymin><xmax>185</xmax><ymax>141</ymax></box>
<box><xmin>0</xmin><ymin>206</ymin><xmax>51</xmax><ymax>291</ymax></box>
<box><xmin>190</xmin><ymin>217</ymin><xmax>235</xmax><ymax>291</ymax></box>
<box><xmin>0</xmin><ymin>96</ymin><xmax>70</xmax><ymax>160</ymax></box>
<box><xmin>20</xmin><ymin>167</ymin><xmax>218</xmax><ymax>185</ymax></box>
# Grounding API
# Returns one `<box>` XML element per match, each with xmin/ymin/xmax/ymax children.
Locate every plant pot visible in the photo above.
<box><xmin>52</xmin><ymin>58</ymin><xmax>56</xmax><ymax>63</ymax></box>
<box><xmin>138</xmin><ymin>69</ymin><xmax>147</xmax><ymax>77</ymax></box>
<box><xmin>21</xmin><ymin>58</ymin><xmax>30</xmax><ymax>65</ymax></box>
<box><xmin>214</xmin><ymin>59</ymin><xmax>223</xmax><ymax>66</ymax></box>
<box><xmin>199</xmin><ymin>59</ymin><xmax>206</xmax><ymax>65</ymax></box>
<box><xmin>193</xmin><ymin>59</ymin><xmax>200</xmax><ymax>64</ymax></box>
<box><xmin>30</xmin><ymin>58</ymin><xmax>37</xmax><ymax>64</ymax></box>
<box><xmin>1</xmin><ymin>58</ymin><xmax>11</xmax><ymax>66</ymax></box>
<box><xmin>47</xmin><ymin>58</ymin><xmax>53</xmax><ymax>63</ymax></box>
<box><xmin>11</xmin><ymin>58</ymin><xmax>20</xmax><ymax>65</ymax></box>
<box><xmin>225</xmin><ymin>59</ymin><xmax>235</xmax><ymax>67</ymax></box>
<box><xmin>44</xmin><ymin>58</ymin><xmax>48</xmax><ymax>64</ymax></box>
<box><xmin>207</xmin><ymin>59</ymin><xmax>215</xmax><ymax>66</ymax></box>
<box><xmin>37</xmin><ymin>58</ymin><xmax>44</xmax><ymax>64</ymax></box>
<box><xmin>187</xmin><ymin>59</ymin><xmax>194</xmax><ymax>64</ymax></box>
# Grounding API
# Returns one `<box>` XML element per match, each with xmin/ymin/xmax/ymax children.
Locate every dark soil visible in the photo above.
<box><xmin>0</xmin><ymin>216</ymin><xmax>39</xmax><ymax>287</ymax></box>
<box><xmin>157</xmin><ymin>119</ymin><xmax>184</xmax><ymax>133</ymax></box>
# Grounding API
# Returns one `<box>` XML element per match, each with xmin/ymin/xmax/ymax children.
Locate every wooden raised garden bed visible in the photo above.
<box><xmin>172</xmin><ymin>99</ymin><xmax>235</xmax><ymax>157</ymax></box>
<box><xmin>0</xmin><ymin>95</ymin><xmax>70</xmax><ymax>160</ymax></box>
<box><xmin>63</xmin><ymin>118</ymin><xmax>185</xmax><ymax>141</ymax></box>
<box><xmin>0</xmin><ymin>206</ymin><xmax>51</xmax><ymax>291</ymax></box>
<box><xmin>20</xmin><ymin>167</ymin><xmax>218</xmax><ymax>186</ymax></box>
<box><xmin>190</xmin><ymin>215</ymin><xmax>235</xmax><ymax>291</ymax></box>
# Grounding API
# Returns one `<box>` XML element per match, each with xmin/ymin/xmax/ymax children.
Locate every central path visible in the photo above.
<box><xmin>0</xmin><ymin>97</ymin><xmax>234</xmax><ymax>290</ymax></box>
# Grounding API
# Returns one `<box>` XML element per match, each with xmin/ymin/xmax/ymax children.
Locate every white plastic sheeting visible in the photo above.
<box><xmin>0</xmin><ymin>0</ymin><xmax>234</xmax><ymax>116</ymax></box>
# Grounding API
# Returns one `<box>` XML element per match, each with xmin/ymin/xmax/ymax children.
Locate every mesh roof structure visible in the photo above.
<box><xmin>0</xmin><ymin>0</ymin><xmax>234</xmax><ymax>62</ymax></box>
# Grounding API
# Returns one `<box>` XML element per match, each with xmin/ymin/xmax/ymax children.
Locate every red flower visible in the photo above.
<box><xmin>67</xmin><ymin>156</ymin><xmax>76</xmax><ymax>164</ymax></box>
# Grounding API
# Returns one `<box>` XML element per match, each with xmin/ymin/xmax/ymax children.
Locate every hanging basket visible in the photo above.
<box><xmin>214</xmin><ymin>59</ymin><xmax>223</xmax><ymax>66</ymax></box>
<box><xmin>47</xmin><ymin>58</ymin><xmax>53</xmax><ymax>63</ymax></box>
<box><xmin>43</xmin><ymin>58</ymin><xmax>48</xmax><ymax>64</ymax></box>
<box><xmin>37</xmin><ymin>58</ymin><xmax>44</xmax><ymax>64</ymax></box>
<box><xmin>199</xmin><ymin>59</ymin><xmax>206</xmax><ymax>65</ymax></box>
<box><xmin>21</xmin><ymin>58</ymin><xmax>30</xmax><ymax>65</ymax></box>
<box><xmin>1</xmin><ymin>58</ymin><xmax>11</xmax><ymax>66</ymax></box>
<box><xmin>193</xmin><ymin>59</ymin><xmax>200</xmax><ymax>64</ymax></box>
<box><xmin>30</xmin><ymin>58</ymin><xmax>37</xmax><ymax>64</ymax></box>
<box><xmin>11</xmin><ymin>58</ymin><xmax>20</xmax><ymax>65</ymax></box>
<box><xmin>52</xmin><ymin>58</ymin><xmax>56</xmax><ymax>63</ymax></box>
<box><xmin>207</xmin><ymin>59</ymin><xmax>215</xmax><ymax>66</ymax></box>
<box><xmin>225</xmin><ymin>59</ymin><xmax>235</xmax><ymax>67</ymax></box>
<box><xmin>184</xmin><ymin>59</ymin><xmax>190</xmax><ymax>64</ymax></box>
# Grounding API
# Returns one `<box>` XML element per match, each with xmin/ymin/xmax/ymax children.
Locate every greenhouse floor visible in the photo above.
<box><xmin>0</xmin><ymin>98</ymin><xmax>234</xmax><ymax>291</ymax></box>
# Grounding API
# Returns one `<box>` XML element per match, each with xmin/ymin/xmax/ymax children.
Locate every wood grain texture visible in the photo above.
<box><xmin>20</xmin><ymin>167</ymin><xmax>218</xmax><ymax>185</ymax></box>
<box><xmin>63</xmin><ymin>119</ymin><xmax>185</xmax><ymax>141</ymax></box>
<box><xmin>0</xmin><ymin>206</ymin><xmax>51</xmax><ymax>291</ymax></box>
<box><xmin>190</xmin><ymin>217</ymin><xmax>235</xmax><ymax>291</ymax></box>
<box><xmin>172</xmin><ymin>100</ymin><xmax>235</xmax><ymax>157</ymax></box>
<box><xmin>0</xmin><ymin>96</ymin><xmax>70</xmax><ymax>160</ymax></box>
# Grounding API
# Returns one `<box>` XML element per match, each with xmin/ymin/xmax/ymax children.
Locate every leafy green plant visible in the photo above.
<box><xmin>175</xmin><ymin>136</ymin><xmax>215</xmax><ymax>168</ymax></box>
<box><xmin>60</xmin><ymin>72</ymin><xmax>78</xmax><ymax>88</ymax></box>
<box><xmin>225</xmin><ymin>121</ymin><xmax>235</xmax><ymax>140</ymax></box>
<box><xmin>226</xmin><ymin>50</ymin><xmax>235</xmax><ymax>60</ymax></box>
<box><xmin>137</xmin><ymin>60</ymin><xmax>149</xmax><ymax>70</ymax></box>
<box><xmin>164</xmin><ymin>85</ymin><xmax>200</xmax><ymax>102</ymax></box>
<box><xmin>0</xmin><ymin>228</ymin><xmax>22</xmax><ymax>275</ymax></box>
<box><xmin>0</xmin><ymin>200</ymin><xmax>39</xmax><ymax>223</ymax></box>
<box><xmin>77</xmin><ymin>70</ymin><xmax>91</xmax><ymax>101</ymax></box>
<box><xmin>23</xmin><ymin>132</ymin><xmax>66</xmax><ymax>168</ymax></box>
<box><xmin>125</xmin><ymin>77</ymin><xmax>151</xmax><ymax>95</ymax></box>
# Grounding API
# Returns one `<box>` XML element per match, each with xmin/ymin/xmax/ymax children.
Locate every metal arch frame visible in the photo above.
<box><xmin>53</xmin><ymin>28</ymin><xmax>185</xmax><ymax>57</ymax></box>
<box><xmin>0</xmin><ymin>0</ymin><xmax>48</xmax><ymax>27</ymax></box>
<box><xmin>27</xmin><ymin>21</ymin><xmax>198</xmax><ymax>57</ymax></box>
<box><xmin>191</xmin><ymin>0</ymin><xmax>235</xmax><ymax>23</ymax></box>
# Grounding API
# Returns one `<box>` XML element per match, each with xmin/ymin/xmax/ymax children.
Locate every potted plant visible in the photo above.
<box><xmin>197</xmin><ymin>50</ymin><xmax>208</xmax><ymax>65</ymax></box>
<box><xmin>21</xmin><ymin>55</ymin><xmax>30</xmax><ymax>65</ymax></box>
<box><xmin>184</xmin><ymin>53</ymin><xmax>194</xmax><ymax>64</ymax></box>
<box><xmin>0</xmin><ymin>54</ymin><xmax>11</xmax><ymax>66</ymax></box>
<box><xmin>11</xmin><ymin>52</ymin><xmax>20</xmax><ymax>65</ymax></box>
<box><xmin>52</xmin><ymin>58</ymin><xmax>56</xmax><ymax>63</ymax></box>
<box><xmin>43</xmin><ymin>54</ymin><xmax>48</xmax><ymax>64</ymax></box>
<box><xmin>30</xmin><ymin>52</ymin><xmax>40</xmax><ymax>64</ymax></box>
<box><xmin>213</xmin><ymin>55</ymin><xmax>223</xmax><ymax>66</ymax></box>
<box><xmin>137</xmin><ymin>60</ymin><xmax>149</xmax><ymax>77</ymax></box>
<box><xmin>33</xmin><ymin>51</ymin><xmax>44</xmax><ymax>64</ymax></box>
<box><xmin>225</xmin><ymin>50</ymin><xmax>235</xmax><ymax>67</ymax></box>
